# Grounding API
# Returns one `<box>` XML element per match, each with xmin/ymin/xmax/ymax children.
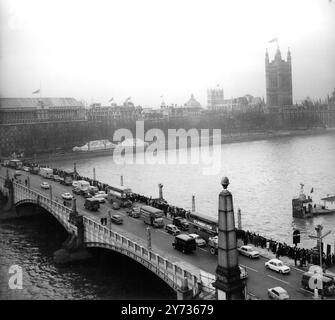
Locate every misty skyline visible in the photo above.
<box><xmin>0</xmin><ymin>0</ymin><xmax>334</xmax><ymax>108</ymax></box>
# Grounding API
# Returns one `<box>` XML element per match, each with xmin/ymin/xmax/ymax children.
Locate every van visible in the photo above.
<box><xmin>172</xmin><ymin>234</ymin><xmax>196</xmax><ymax>254</ymax></box>
<box><xmin>84</xmin><ymin>198</ymin><xmax>100</xmax><ymax>211</ymax></box>
<box><xmin>301</xmin><ymin>272</ymin><xmax>335</xmax><ymax>296</ymax></box>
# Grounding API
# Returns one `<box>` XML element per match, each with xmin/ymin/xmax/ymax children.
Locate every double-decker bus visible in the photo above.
<box><xmin>187</xmin><ymin>211</ymin><xmax>218</xmax><ymax>241</ymax></box>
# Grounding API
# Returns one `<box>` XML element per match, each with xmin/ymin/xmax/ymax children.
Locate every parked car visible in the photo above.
<box><xmin>237</xmin><ymin>245</ymin><xmax>260</xmax><ymax>259</ymax></box>
<box><xmin>22</xmin><ymin>166</ymin><xmax>30</xmax><ymax>172</ymax></box>
<box><xmin>268</xmin><ymin>287</ymin><xmax>290</xmax><ymax>300</ymax></box>
<box><xmin>188</xmin><ymin>233</ymin><xmax>206</xmax><ymax>247</ymax></box>
<box><xmin>40</xmin><ymin>182</ymin><xmax>50</xmax><ymax>189</ymax></box>
<box><xmin>166</xmin><ymin>224</ymin><xmax>181</xmax><ymax>236</ymax></box>
<box><xmin>61</xmin><ymin>193</ymin><xmax>73</xmax><ymax>200</ymax></box>
<box><xmin>265</xmin><ymin>259</ymin><xmax>290</xmax><ymax>274</ymax></box>
<box><xmin>111</xmin><ymin>214</ymin><xmax>123</xmax><ymax>224</ymax></box>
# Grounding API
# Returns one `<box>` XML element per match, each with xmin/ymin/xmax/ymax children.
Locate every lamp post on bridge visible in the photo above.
<box><xmin>49</xmin><ymin>185</ymin><xmax>53</xmax><ymax>202</ymax></box>
<box><xmin>146</xmin><ymin>226</ymin><xmax>152</xmax><ymax>251</ymax></box>
<box><xmin>191</xmin><ymin>195</ymin><xmax>195</xmax><ymax>212</ymax></box>
<box><xmin>120</xmin><ymin>175</ymin><xmax>124</xmax><ymax>187</ymax></box>
<box><xmin>237</xmin><ymin>208</ymin><xmax>242</xmax><ymax>230</ymax></box>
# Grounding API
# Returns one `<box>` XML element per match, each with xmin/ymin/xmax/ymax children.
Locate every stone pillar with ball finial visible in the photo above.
<box><xmin>213</xmin><ymin>176</ymin><xmax>245</xmax><ymax>300</ymax></box>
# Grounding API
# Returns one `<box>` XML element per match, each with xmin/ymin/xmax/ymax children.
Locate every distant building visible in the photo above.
<box><xmin>86</xmin><ymin>100</ymin><xmax>141</xmax><ymax>123</ymax></box>
<box><xmin>207</xmin><ymin>86</ymin><xmax>224</xmax><ymax>111</ymax></box>
<box><xmin>265</xmin><ymin>47</ymin><xmax>293</xmax><ymax>112</ymax></box>
<box><xmin>208</xmin><ymin>94</ymin><xmax>265</xmax><ymax>113</ymax></box>
<box><xmin>0</xmin><ymin>97</ymin><xmax>85</xmax><ymax>124</ymax></box>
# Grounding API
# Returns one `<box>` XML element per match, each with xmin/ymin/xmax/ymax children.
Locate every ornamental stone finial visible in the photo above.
<box><xmin>221</xmin><ymin>176</ymin><xmax>229</xmax><ymax>189</ymax></box>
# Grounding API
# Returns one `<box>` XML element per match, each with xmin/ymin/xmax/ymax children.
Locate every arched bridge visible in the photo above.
<box><xmin>0</xmin><ymin>175</ymin><xmax>202</xmax><ymax>299</ymax></box>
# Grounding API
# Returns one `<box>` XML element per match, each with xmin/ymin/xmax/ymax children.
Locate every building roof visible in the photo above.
<box><xmin>0</xmin><ymin>98</ymin><xmax>83</xmax><ymax>110</ymax></box>
<box><xmin>184</xmin><ymin>94</ymin><xmax>202</xmax><ymax>109</ymax></box>
<box><xmin>321</xmin><ymin>195</ymin><xmax>335</xmax><ymax>202</ymax></box>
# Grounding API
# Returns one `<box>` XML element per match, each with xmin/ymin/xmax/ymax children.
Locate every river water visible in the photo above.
<box><xmin>1</xmin><ymin>131</ymin><xmax>335</xmax><ymax>299</ymax></box>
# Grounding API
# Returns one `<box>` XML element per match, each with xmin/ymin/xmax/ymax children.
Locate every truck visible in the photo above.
<box><xmin>39</xmin><ymin>167</ymin><xmax>54</xmax><ymax>179</ymax></box>
<box><xmin>208</xmin><ymin>235</ymin><xmax>218</xmax><ymax>255</ymax></box>
<box><xmin>84</xmin><ymin>198</ymin><xmax>100</xmax><ymax>211</ymax></box>
<box><xmin>140</xmin><ymin>205</ymin><xmax>164</xmax><ymax>228</ymax></box>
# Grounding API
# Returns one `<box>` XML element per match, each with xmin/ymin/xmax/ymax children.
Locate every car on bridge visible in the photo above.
<box><xmin>265</xmin><ymin>259</ymin><xmax>290</xmax><ymax>274</ymax></box>
<box><xmin>96</xmin><ymin>191</ymin><xmax>108</xmax><ymax>198</ymax></box>
<box><xmin>84</xmin><ymin>198</ymin><xmax>100</xmax><ymax>211</ymax></box>
<box><xmin>92</xmin><ymin>194</ymin><xmax>106</xmax><ymax>203</ymax></box>
<box><xmin>188</xmin><ymin>233</ymin><xmax>206</xmax><ymax>247</ymax></box>
<box><xmin>61</xmin><ymin>193</ymin><xmax>73</xmax><ymax>201</ymax></box>
<box><xmin>40</xmin><ymin>182</ymin><xmax>50</xmax><ymax>189</ymax></box>
<box><xmin>268</xmin><ymin>287</ymin><xmax>290</xmax><ymax>300</ymax></box>
<box><xmin>165</xmin><ymin>224</ymin><xmax>181</xmax><ymax>236</ymax></box>
<box><xmin>111</xmin><ymin>214</ymin><xmax>123</xmax><ymax>225</ymax></box>
<box><xmin>127</xmin><ymin>207</ymin><xmax>140</xmax><ymax>218</ymax></box>
<box><xmin>237</xmin><ymin>245</ymin><xmax>260</xmax><ymax>259</ymax></box>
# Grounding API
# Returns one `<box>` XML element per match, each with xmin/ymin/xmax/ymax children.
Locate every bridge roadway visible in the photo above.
<box><xmin>1</xmin><ymin>166</ymin><xmax>318</xmax><ymax>300</ymax></box>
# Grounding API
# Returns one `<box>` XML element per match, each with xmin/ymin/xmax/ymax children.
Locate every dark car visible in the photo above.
<box><xmin>173</xmin><ymin>217</ymin><xmax>189</xmax><ymax>231</ymax></box>
<box><xmin>172</xmin><ymin>234</ymin><xmax>196</xmax><ymax>254</ymax></box>
<box><xmin>165</xmin><ymin>224</ymin><xmax>181</xmax><ymax>235</ymax></box>
<box><xmin>111</xmin><ymin>214</ymin><xmax>123</xmax><ymax>225</ymax></box>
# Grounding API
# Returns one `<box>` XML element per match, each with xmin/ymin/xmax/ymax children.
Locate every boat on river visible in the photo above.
<box><xmin>292</xmin><ymin>184</ymin><xmax>335</xmax><ymax>218</ymax></box>
<box><xmin>72</xmin><ymin>139</ymin><xmax>116</xmax><ymax>153</ymax></box>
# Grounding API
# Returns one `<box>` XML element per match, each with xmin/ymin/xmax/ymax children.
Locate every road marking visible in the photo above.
<box><xmin>298</xmin><ymin>287</ymin><xmax>313</xmax><ymax>295</ymax></box>
<box><xmin>267</xmin><ymin>274</ymin><xmax>290</xmax><ymax>285</ymax></box>
<box><xmin>198</xmin><ymin>247</ymin><xmax>208</xmax><ymax>252</ymax></box>
<box><xmin>292</xmin><ymin>267</ymin><xmax>305</xmax><ymax>273</ymax></box>
<box><xmin>240</xmin><ymin>264</ymin><xmax>258</xmax><ymax>273</ymax></box>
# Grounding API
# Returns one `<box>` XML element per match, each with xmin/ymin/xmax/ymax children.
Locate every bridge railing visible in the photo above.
<box><xmin>82</xmin><ymin>215</ymin><xmax>200</xmax><ymax>296</ymax></box>
<box><xmin>12</xmin><ymin>181</ymin><xmax>76</xmax><ymax>233</ymax></box>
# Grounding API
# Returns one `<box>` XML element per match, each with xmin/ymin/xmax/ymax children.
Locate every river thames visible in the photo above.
<box><xmin>1</xmin><ymin>131</ymin><xmax>335</xmax><ymax>299</ymax></box>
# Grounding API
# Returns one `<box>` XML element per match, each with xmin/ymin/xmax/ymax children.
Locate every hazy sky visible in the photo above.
<box><xmin>0</xmin><ymin>0</ymin><xmax>334</xmax><ymax>107</ymax></box>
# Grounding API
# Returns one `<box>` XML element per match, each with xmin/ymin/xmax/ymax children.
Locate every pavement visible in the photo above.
<box><xmin>2</xmin><ymin>165</ymin><xmax>334</xmax><ymax>300</ymax></box>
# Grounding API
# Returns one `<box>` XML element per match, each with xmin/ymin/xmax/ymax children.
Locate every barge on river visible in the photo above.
<box><xmin>292</xmin><ymin>184</ymin><xmax>335</xmax><ymax>218</ymax></box>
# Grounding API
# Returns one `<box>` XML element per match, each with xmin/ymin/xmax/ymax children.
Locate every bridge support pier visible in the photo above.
<box><xmin>53</xmin><ymin>201</ymin><xmax>92</xmax><ymax>266</ymax></box>
<box><xmin>176</xmin><ymin>277</ymin><xmax>194</xmax><ymax>300</ymax></box>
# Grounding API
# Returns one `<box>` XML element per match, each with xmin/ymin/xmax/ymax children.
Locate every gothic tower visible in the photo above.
<box><xmin>265</xmin><ymin>47</ymin><xmax>293</xmax><ymax>111</ymax></box>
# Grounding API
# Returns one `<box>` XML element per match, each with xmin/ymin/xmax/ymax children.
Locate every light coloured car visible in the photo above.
<box><xmin>265</xmin><ymin>259</ymin><xmax>290</xmax><ymax>274</ymax></box>
<box><xmin>93</xmin><ymin>195</ymin><xmax>106</xmax><ymax>203</ymax></box>
<box><xmin>268</xmin><ymin>287</ymin><xmax>290</xmax><ymax>300</ymax></box>
<box><xmin>40</xmin><ymin>182</ymin><xmax>50</xmax><ymax>189</ymax></box>
<box><xmin>188</xmin><ymin>233</ymin><xmax>207</xmax><ymax>247</ymax></box>
<box><xmin>111</xmin><ymin>214</ymin><xmax>123</xmax><ymax>224</ymax></box>
<box><xmin>22</xmin><ymin>166</ymin><xmax>30</xmax><ymax>172</ymax></box>
<box><xmin>238</xmin><ymin>245</ymin><xmax>260</xmax><ymax>259</ymax></box>
<box><xmin>96</xmin><ymin>191</ymin><xmax>108</xmax><ymax>198</ymax></box>
<box><xmin>61</xmin><ymin>192</ymin><xmax>73</xmax><ymax>200</ymax></box>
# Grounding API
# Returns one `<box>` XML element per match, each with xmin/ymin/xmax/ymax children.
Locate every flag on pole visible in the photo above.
<box><xmin>310</xmin><ymin>187</ymin><xmax>314</xmax><ymax>193</ymax></box>
<box><xmin>269</xmin><ymin>37</ymin><xmax>278</xmax><ymax>43</ymax></box>
<box><xmin>126</xmin><ymin>96</ymin><xmax>131</xmax><ymax>102</ymax></box>
<box><xmin>109</xmin><ymin>97</ymin><xmax>114</xmax><ymax>102</ymax></box>
<box><xmin>32</xmin><ymin>89</ymin><xmax>40</xmax><ymax>94</ymax></box>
